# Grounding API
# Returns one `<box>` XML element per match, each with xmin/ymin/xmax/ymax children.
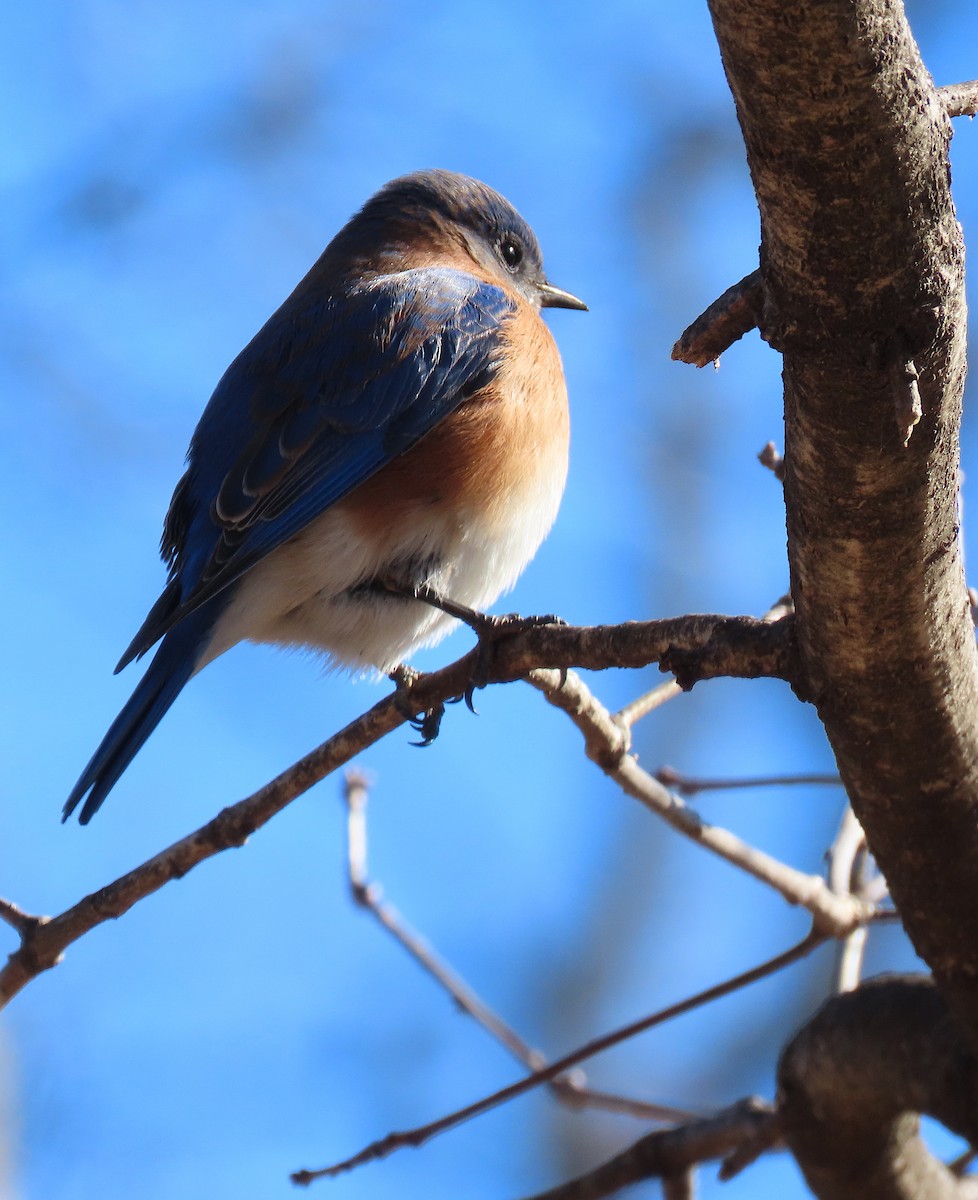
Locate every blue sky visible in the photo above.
<box><xmin>3</xmin><ymin>2</ymin><xmax>977</xmax><ymax>1198</ymax></box>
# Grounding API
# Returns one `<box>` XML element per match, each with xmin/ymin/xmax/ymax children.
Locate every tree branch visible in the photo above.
<box><xmin>527</xmin><ymin>669</ymin><xmax>870</xmax><ymax>936</ymax></box>
<box><xmin>341</xmin><ymin>771</ymin><xmax>690</xmax><ymax>1125</ymax></box>
<box><xmin>937</xmin><ymin>80</ymin><xmax>978</xmax><ymax>118</ymax></box>
<box><xmin>658</xmin><ymin>612</ymin><xmax>793</xmax><ymax>689</ymax></box>
<box><xmin>0</xmin><ymin>613</ymin><xmax>796</xmax><ymax>1010</ymax></box>
<box><xmin>292</xmin><ymin>933</ymin><xmax>824</xmax><ymax>1185</ymax></box>
<box><xmin>518</xmin><ymin>1098</ymin><xmax>777</xmax><ymax>1200</ymax></box>
<box><xmin>671</xmin><ymin>269</ymin><xmax>764</xmax><ymax>366</ymax></box>
<box><xmin>778</xmin><ymin>977</ymin><xmax>978</xmax><ymax>1200</ymax></box>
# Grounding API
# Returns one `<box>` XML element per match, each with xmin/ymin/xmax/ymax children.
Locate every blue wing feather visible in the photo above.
<box><xmin>116</xmin><ymin>267</ymin><xmax>513</xmax><ymax>671</ymax></box>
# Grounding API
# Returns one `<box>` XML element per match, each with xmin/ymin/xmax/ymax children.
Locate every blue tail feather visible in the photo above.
<box><xmin>63</xmin><ymin>605</ymin><xmax>218</xmax><ymax>824</ymax></box>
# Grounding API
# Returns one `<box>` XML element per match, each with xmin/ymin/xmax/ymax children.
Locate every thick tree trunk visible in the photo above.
<box><xmin>706</xmin><ymin>0</ymin><xmax>978</xmax><ymax>1193</ymax></box>
<box><xmin>708</xmin><ymin>0</ymin><xmax>978</xmax><ymax>1032</ymax></box>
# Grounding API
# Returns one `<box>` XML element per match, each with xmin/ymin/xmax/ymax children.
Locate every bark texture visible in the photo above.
<box><xmin>708</xmin><ymin>0</ymin><xmax>978</xmax><ymax>1037</ymax></box>
<box><xmin>778</xmin><ymin>978</ymin><xmax>978</xmax><ymax>1200</ymax></box>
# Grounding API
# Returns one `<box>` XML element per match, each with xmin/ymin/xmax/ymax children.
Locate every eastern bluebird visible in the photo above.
<box><xmin>63</xmin><ymin>169</ymin><xmax>585</xmax><ymax>824</ymax></box>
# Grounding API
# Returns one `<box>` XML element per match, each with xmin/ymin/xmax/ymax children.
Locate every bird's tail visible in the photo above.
<box><xmin>63</xmin><ymin>605</ymin><xmax>217</xmax><ymax>825</ymax></box>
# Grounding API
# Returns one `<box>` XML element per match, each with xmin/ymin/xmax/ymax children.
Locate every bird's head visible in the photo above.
<box><xmin>335</xmin><ymin>169</ymin><xmax>587</xmax><ymax>313</ymax></box>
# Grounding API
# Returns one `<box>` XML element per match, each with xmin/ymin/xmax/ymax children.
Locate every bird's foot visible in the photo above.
<box><xmin>385</xmin><ymin>578</ymin><xmax>565</xmax><ymax>716</ymax></box>
<box><xmin>405</xmin><ymin>583</ymin><xmax>565</xmax><ymax>709</ymax></box>
<box><xmin>388</xmin><ymin>664</ymin><xmax>445</xmax><ymax>746</ymax></box>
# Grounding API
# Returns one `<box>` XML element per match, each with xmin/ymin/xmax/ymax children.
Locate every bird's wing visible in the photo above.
<box><xmin>117</xmin><ymin>267</ymin><xmax>514</xmax><ymax>670</ymax></box>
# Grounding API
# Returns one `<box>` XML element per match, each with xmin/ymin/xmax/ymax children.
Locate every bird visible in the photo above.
<box><xmin>63</xmin><ymin>168</ymin><xmax>585</xmax><ymax>824</ymax></box>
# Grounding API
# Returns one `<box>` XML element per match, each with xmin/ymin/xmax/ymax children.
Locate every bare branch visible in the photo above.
<box><xmin>0</xmin><ymin>898</ymin><xmax>42</xmax><ymax>938</ymax></box>
<box><xmin>343</xmin><ymin>769</ymin><xmax>546</xmax><ymax>1065</ymax></box>
<box><xmin>517</xmin><ymin>1099</ymin><xmax>776</xmax><ymax>1200</ymax></box>
<box><xmin>833</xmin><ymin>927</ymin><xmax>869</xmax><ymax>997</ymax></box>
<box><xmin>0</xmin><ymin>613</ymin><xmax>798</xmax><ymax>1011</ymax></box>
<box><xmin>341</xmin><ymin>772</ymin><xmax>690</xmax><ymax>1125</ymax></box>
<box><xmin>616</xmin><ymin>679</ymin><xmax>682</xmax><ymax>728</ymax></box>
<box><xmin>390</xmin><ymin>610</ymin><xmax>795</xmax><ymax>688</ymax></box>
<box><xmin>528</xmin><ymin>669</ymin><xmax>869</xmax><ymax>936</ymax></box>
<box><xmin>826</xmin><ymin>807</ymin><xmax>872</xmax><ymax>993</ymax></box>
<box><xmin>657</xmin><ymin>615</ymin><xmax>793</xmax><ymax>691</ymax></box>
<box><xmin>779</xmin><ymin>977</ymin><xmax>978</xmax><ymax>1200</ymax></box>
<box><xmin>0</xmin><ymin>692</ymin><xmax>413</xmax><ymax>1008</ymax></box>
<box><xmin>291</xmin><ymin>933</ymin><xmax>823</xmax><ymax>1185</ymax></box>
<box><xmin>671</xmin><ymin>270</ymin><xmax>764</xmax><ymax>366</ymax></box>
<box><xmin>654</xmin><ymin>767</ymin><xmax>841</xmax><ymax>797</ymax></box>
<box><xmin>826</xmin><ymin>807</ymin><xmax>867</xmax><ymax>899</ymax></box>
<box><xmin>937</xmin><ymin>80</ymin><xmax>978</xmax><ymax>118</ymax></box>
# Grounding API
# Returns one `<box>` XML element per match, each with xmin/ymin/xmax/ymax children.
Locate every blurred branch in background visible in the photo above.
<box><xmin>340</xmin><ymin>770</ymin><xmax>696</xmax><ymax>1125</ymax></box>
<box><xmin>292</xmin><ymin>752</ymin><xmax>897</xmax><ymax>1192</ymax></box>
<box><xmin>292</xmin><ymin>932</ymin><xmax>825</xmax><ymax>1186</ymax></box>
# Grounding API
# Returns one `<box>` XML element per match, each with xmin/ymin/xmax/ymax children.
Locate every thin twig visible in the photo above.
<box><xmin>548</xmin><ymin>1084</ymin><xmax>694</xmax><ymax>1123</ymax></box>
<box><xmin>826</xmin><ymin>806</ymin><xmax>871</xmax><ymax>992</ymax></box>
<box><xmin>616</xmin><ymin>680</ymin><xmax>682</xmax><ymax>728</ymax></box>
<box><xmin>291</xmin><ymin>933</ymin><xmax>823</xmax><ymax>1184</ymax></box>
<box><xmin>528</xmin><ymin>669</ymin><xmax>869</xmax><ymax>937</ymax></box>
<box><xmin>0</xmin><ymin>898</ymin><xmax>42</xmax><ymax>937</ymax></box>
<box><xmin>826</xmin><ymin>806</ymin><xmax>866</xmax><ymax>897</ymax></box>
<box><xmin>340</xmin><ymin>772</ymin><xmax>691</xmax><ymax>1124</ymax></box>
<box><xmin>654</xmin><ymin>767</ymin><xmax>841</xmax><ymax>797</ymax></box>
<box><xmin>834</xmin><ymin>924</ymin><xmax>869</xmax><ymax>994</ymax></box>
<box><xmin>343</xmin><ymin>769</ymin><xmax>542</xmax><ymax>1062</ymax></box>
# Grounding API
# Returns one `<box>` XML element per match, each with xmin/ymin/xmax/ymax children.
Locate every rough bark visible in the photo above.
<box><xmin>778</xmin><ymin>978</ymin><xmax>978</xmax><ymax>1200</ymax></box>
<box><xmin>704</xmin><ymin>1</ymin><xmax>978</xmax><ymax>1194</ymax></box>
<box><xmin>707</xmin><ymin>0</ymin><xmax>978</xmax><ymax>1034</ymax></box>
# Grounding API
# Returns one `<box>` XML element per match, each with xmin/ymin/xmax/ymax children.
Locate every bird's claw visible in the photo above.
<box><xmin>389</xmin><ymin>600</ymin><xmax>566</xmax><ymax>738</ymax></box>
<box><xmin>409</xmin><ymin>704</ymin><xmax>446</xmax><ymax>746</ymax></box>
<box><xmin>389</xmin><ymin>665</ymin><xmax>445</xmax><ymax>746</ymax></box>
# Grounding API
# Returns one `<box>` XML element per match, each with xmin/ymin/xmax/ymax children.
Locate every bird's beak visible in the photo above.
<box><xmin>538</xmin><ymin>281</ymin><xmax>588</xmax><ymax>311</ymax></box>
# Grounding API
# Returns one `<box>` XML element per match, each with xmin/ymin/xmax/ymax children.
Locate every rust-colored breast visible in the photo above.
<box><xmin>340</xmin><ymin>300</ymin><xmax>570</xmax><ymax>547</ymax></box>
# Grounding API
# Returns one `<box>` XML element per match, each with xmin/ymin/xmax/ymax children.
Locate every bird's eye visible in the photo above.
<box><xmin>499</xmin><ymin>236</ymin><xmax>523</xmax><ymax>271</ymax></box>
